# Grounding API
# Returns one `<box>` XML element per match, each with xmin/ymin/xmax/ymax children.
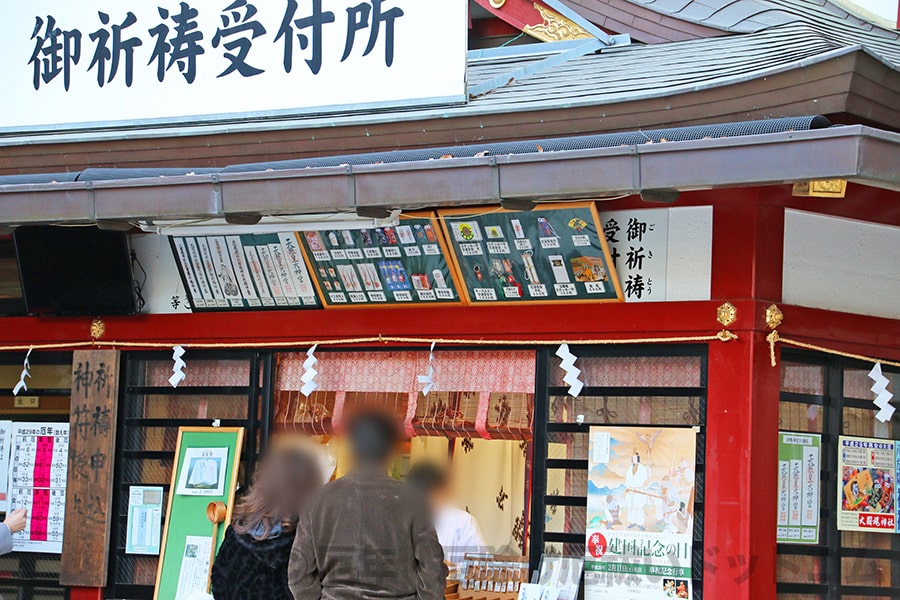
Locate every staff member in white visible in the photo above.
<box><xmin>407</xmin><ymin>461</ymin><xmax>487</xmax><ymax>565</ymax></box>
<box><xmin>0</xmin><ymin>509</ymin><xmax>27</xmax><ymax>554</ymax></box>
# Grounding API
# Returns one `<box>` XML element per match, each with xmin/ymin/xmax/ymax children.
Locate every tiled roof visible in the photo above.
<box><xmin>614</xmin><ymin>0</ymin><xmax>900</xmax><ymax>66</ymax></box>
<box><xmin>467</xmin><ymin>24</ymin><xmax>849</xmax><ymax>109</ymax></box>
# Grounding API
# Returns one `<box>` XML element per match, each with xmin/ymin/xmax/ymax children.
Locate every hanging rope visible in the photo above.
<box><xmin>767</xmin><ymin>331</ymin><xmax>900</xmax><ymax>369</ymax></box>
<box><xmin>0</xmin><ymin>330</ymin><xmax>737</xmax><ymax>352</ymax></box>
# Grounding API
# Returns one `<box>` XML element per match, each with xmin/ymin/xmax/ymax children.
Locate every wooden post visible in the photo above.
<box><xmin>60</xmin><ymin>350</ymin><xmax>120</xmax><ymax>587</ymax></box>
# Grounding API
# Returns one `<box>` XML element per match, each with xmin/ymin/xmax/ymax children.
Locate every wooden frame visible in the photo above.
<box><xmin>298</xmin><ymin>210</ymin><xmax>467</xmax><ymax>309</ymax></box>
<box><xmin>438</xmin><ymin>202</ymin><xmax>624</xmax><ymax>306</ymax></box>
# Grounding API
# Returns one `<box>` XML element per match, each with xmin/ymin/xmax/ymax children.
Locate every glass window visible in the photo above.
<box><xmin>777</xmin><ymin>352</ymin><xmax>900</xmax><ymax>598</ymax></box>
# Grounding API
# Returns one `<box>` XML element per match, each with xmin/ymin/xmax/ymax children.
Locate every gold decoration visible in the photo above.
<box><xmin>523</xmin><ymin>3</ymin><xmax>592</xmax><ymax>42</ymax></box>
<box><xmin>716</xmin><ymin>302</ymin><xmax>737</xmax><ymax>327</ymax></box>
<box><xmin>489</xmin><ymin>0</ymin><xmax>506</xmax><ymax>7</ymax></box>
<box><xmin>90</xmin><ymin>318</ymin><xmax>106</xmax><ymax>340</ymax></box>
<box><xmin>792</xmin><ymin>179</ymin><xmax>847</xmax><ymax>198</ymax></box>
<box><xmin>765</xmin><ymin>304</ymin><xmax>783</xmax><ymax>330</ymax></box>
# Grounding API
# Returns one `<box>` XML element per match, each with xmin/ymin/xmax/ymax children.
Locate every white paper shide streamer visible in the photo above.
<box><xmin>12</xmin><ymin>347</ymin><xmax>33</xmax><ymax>396</ymax></box>
<box><xmin>555</xmin><ymin>344</ymin><xmax>584</xmax><ymax>397</ymax></box>
<box><xmin>301</xmin><ymin>344</ymin><xmax>319</xmax><ymax>397</ymax></box>
<box><xmin>868</xmin><ymin>363</ymin><xmax>895</xmax><ymax>423</ymax></box>
<box><xmin>417</xmin><ymin>342</ymin><xmax>437</xmax><ymax>395</ymax></box>
<box><xmin>169</xmin><ymin>345</ymin><xmax>187</xmax><ymax>388</ymax></box>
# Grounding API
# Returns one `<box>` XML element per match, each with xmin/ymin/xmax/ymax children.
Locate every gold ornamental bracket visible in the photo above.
<box><xmin>717</xmin><ymin>302</ymin><xmax>737</xmax><ymax>327</ymax></box>
<box><xmin>524</xmin><ymin>3</ymin><xmax>593</xmax><ymax>41</ymax></box>
<box><xmin>716</xmin><ymin>302</ymin><xmax>739</xmax><ymax>342</ymax></box>
<box><xmin>765</xmin><ymin>304</ymin><xmax>783</xmax><ymax>367</ymax></box>
<box><xmin>90</xmin><ymin>318</ymin><xmax>106</xmax><ymax>340</ymax></box>
<box><xmin>792</xmin><ymin>180</ymin><xmax>847</xmax><ymax>198</ymax></box>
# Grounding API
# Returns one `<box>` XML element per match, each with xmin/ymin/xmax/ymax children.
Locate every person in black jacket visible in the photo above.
<box><xmin>212</xmin><ymin>445</ymin><xmax>322</xmax><ymax>600</ymax></box>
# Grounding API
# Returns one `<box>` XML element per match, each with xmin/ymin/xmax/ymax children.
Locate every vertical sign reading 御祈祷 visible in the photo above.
<box><xmin>585</xmin><ymin>427</ymin><xmax>698</xmax><ymax>600</ymax></box>
<box><xmin>0</xmin><ymin>0</ymin><xmax>468</xmax><ymax>132</ymax></box>
<box><xmin>776</xmin><ymin>432</ymin><xmax>821</xmax><ymax>544</ymax></box>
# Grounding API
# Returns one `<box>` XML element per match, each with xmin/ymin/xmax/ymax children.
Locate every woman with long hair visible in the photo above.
<box><xmin>211</xmin><ymin>445</ymin><xmax>322</xmax><ymax>599</ymax></box>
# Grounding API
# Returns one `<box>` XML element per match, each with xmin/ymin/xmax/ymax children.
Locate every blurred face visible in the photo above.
<box><xmin>429</xmin><ymin>482</ymin><xmax>452</xmax><ymax>513</ymax></box>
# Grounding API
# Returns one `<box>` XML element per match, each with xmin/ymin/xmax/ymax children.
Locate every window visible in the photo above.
<box><xmin>777</xmin><ymin>352</ymin><xmax>900</xmax><ymax>599</ymax></box>
<box><xmin>106</xmin><ymin>351</ymin><xmax>272</xmax><ymax>599</ymax></box>
<box><xmin>530</xmin><ymin>346</ymin><xmax>708</xmax><ymax>598</ymax></box>
<box><xmin>0</xmin><ymin>352</ymin><xmax>71</xmax><ymax>599</ymax></box>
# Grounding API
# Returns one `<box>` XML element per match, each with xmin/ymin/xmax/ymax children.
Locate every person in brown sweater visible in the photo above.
<box><xmin>288</xmin><ymin>411</ymin><xmax>447</xmax><ymax>600</ymax></box>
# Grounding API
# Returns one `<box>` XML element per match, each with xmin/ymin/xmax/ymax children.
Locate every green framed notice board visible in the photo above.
<box><xmin>439</xmin><ymin>202</ymin><xmax>624</xmax><ymax>305</ymax></box>
<box><xmin>154</xmin><ymin>427</ymin><xmax>244</xmax><ymax>600</ymax></box>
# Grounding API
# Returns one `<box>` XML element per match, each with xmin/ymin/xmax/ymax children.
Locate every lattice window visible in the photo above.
<box><xmin>106</xmin><ymin>351</ymin><xmax>269</xmax><ymax>600</ymax></box>
<box><xmin>776</xmin><ymin>354</ymin><xmax>900</xmax><ymax>599</ymax></box>
<box><xmin>532</xmin><ymin>346</ymin><xmax>708</xmax><ymax>599</ymax></box>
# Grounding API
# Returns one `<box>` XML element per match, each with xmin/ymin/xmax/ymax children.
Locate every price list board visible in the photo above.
<box><xmin>8</xmin><ymin>423</ymin><xmax>69</xmax><ymax>554</ymax></box>
<box><xmin>296</xmin><ymin>215</ymin><xmax>463</xmax><ymax>307</ymax></box>
<box><xmin>439</xmin><ymin>203</ymin><xmax>623</xmax><ymax>305</ymax></box>
<box><xmin>170</xmin><ymin>233</ymin><xmax>321</xmax><ymax>311</ymax></box>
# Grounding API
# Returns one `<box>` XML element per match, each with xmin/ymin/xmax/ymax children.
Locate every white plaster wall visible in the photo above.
<box><xmin>666</xmin><ymin>206</ymin><xmax>713</xmax><ymax>301</ymax></box>
<box><xmin>783</xmin><ymin>210</ymin><xmax>900</xmax><ymax>320</ymax></box>
<box><xmin>130</xmin><ymin>234</ymin><xmax>191</xmax><ymax>315</ymax></box>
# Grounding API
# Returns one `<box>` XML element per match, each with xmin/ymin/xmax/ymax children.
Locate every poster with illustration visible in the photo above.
<box><xmin>585</xmin><ymin>426</ymin><xmax>697</xmax><ymax>600</ymax></box>
<box><xmin>175</xmin><ymin>447</ymin><xmax>228</xmax><ymax>497</ymax></box>
<box><xmin>837</xmin><ymin>436</ymin><xmax>896</xmax><ymax>533</ymax></box>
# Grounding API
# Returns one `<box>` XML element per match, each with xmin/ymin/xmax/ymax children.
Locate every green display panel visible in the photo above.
<box><xmin>171</xmin><ymin>233</ymin><xmax>321</xmax><ymax>311</ymax></box>
<box><xmin>154</xmin><ymin>427</ymin><xmax>244</xmax><ymax>600</ymax></box>
<box><xmin>297</xmin><ymin>215</ymin><xmax>464</xmax><ymax>307</ymax></box>
<box><xmin>439</xmin><ymin>203</ymin><xmax>624</xmax><ymax>305</ymax></box>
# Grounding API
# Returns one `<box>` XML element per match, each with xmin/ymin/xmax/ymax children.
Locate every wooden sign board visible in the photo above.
<box><xmin>60</xmin><ymin>349</ymin><xmax>120</xmax><ymax>586</ymax></box>
<box><xmin>154</xmin><ymin>427</ymin><xmax>244</xmax><ymax>600</ymax></box>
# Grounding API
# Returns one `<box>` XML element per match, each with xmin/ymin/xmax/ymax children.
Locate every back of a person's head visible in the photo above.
<box><xmin>407</xmin><ymin>460</ymin><xmax>448</xmax><ymax>494</ymax></box>
<box><xmin>232</xmin><ymin>445</ymin><xmax>322</xmax><ymax>540</ymax></box>
<box><xmin>347</xmin><ymin>410</ymin><xmax>400</xmax><ymax>465</ymax></box>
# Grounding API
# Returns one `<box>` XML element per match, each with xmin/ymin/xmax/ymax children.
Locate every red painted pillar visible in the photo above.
<box><xmin>69</xmin><ymin>587</ymin><xmax>103</xmax><ymax>600</ymax></box>
<box><xmin>704</xmin><ymin>191</ymin><xmax>783</xmax><ymax>600</ymax></box>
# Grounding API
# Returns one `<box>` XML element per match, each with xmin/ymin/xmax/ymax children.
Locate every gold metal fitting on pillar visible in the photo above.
<box><xmin>765</xmin><ymin>304</ymin><xmax>783</xmax><ymax>367</ymax></box>
<box><xmin>90</xmin><ymin>318</ymin><xmax>106</xmax><ymax>341</ymax></box>
<box><xmin>715</xmin><ymin>302</ymin><xmax>738</xmax><ymax>341</ymax></box>
<box><xmin>489</xmin><ymin>0</ymin><xmax>506</xmax><ymax>7</ymax></box>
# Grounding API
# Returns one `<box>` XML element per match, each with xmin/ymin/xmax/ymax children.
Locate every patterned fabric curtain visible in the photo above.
<box><xmin>449</xmin><ymin>438</ymin><xmax>529</xmax><ymax>556</ymax></box>
<box><xmin>276</xmin><ymin>350</ymin><xmax>535</xmax><ymax>439</ymax></box>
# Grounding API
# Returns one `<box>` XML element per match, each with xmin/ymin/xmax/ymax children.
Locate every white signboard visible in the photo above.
<box><xmin>0</xmin><ymin>0</ymin><xmax>468</xmax><ymax>132</ymax></box>
<box><xmin>8</xmin><ymin>423</ymin><xmax>69</xmax><ymax>554</ymax></box>
<box><xmin>599</xmin><ymin>210</ymin><xmax>668</xmax><ymax>303</ymax></box>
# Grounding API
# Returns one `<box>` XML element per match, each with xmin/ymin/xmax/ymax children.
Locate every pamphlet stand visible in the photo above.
<box><xmin>446</xmin><ymin>554</ymin><xmax>530</xmax><ymax>600</ymax></box>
